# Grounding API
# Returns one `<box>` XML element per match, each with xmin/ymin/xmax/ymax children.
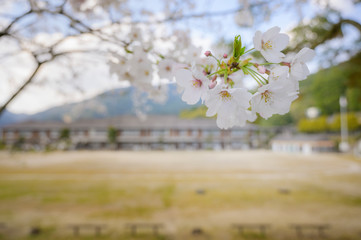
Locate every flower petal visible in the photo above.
<box><xmin>253</xmin><ymin>31</ymin><xmax>262</xmax><ymax>51</ymax></box>
<box><xmin>291</xmin><ymin>62</ymin><xmax>306</xmax><ymax>80</ymax></box>
<box><xmin>272</xmin><ymin>33</ymin><xmax>289</xmax><ymax>51</ymax></box>
<box><xmin>261</xmin><ymin>49</ymin><xmax>284</xmax><ymax>63</ymax></box>
<box><xmin>263</xmin><ymin>26</ymin><xmax>280</xmax><ymax>42</ymax></box>
<box><xmin>182</xmin><ymin>88</ymin><xmax>201</xmax><ymax>105</ymax></box>
<box><xmin>295</xmin><ymin>48</ymin><xmax>315</xmax><ymax>63</ymax></box>
<box><xmin>175</xmin><ymin>69</ymin><xmax>192</xmax><ymax>87</ymax></box>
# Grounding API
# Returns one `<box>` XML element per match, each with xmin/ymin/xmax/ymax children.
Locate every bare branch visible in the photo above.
<box><xmin>0</xmin><ymin>47</ymin><xmax>96</xmax><ymax>116</ymax></box>
<box><xmin>0</xmin><ymin>62</ymin><xmax>42</xmax><ymax>116</ymax></box>
<box><xmin>340</xmin><ymin>19</ymin><xmax>361</xmax><ymax>33</ymax></box>
<box><xmin>0</xmin><ymin>9</ymin><xmax>32</xmax><ymax>37</ymax></box>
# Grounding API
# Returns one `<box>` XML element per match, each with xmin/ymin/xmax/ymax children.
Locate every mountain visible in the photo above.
<box><xmin>0</xmin><ymin>84</ymin><xmax>200</xmax><ymax>126</ymax></box>
<box><xmin>0</xmin><ymin>110</ymin><xmax>29</xmax><ymax>127</ymax></box>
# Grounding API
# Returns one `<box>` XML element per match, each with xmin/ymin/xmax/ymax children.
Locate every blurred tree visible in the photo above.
<box><xmin>180</xmin><ymin>106</ymin><xmax>208</xmax><ymax>119</ymax></box>
<box><xmin>297</xmin><ymin>116</ymin><xmax>329</xmax><ymax>133</ymax></box>
<box><xmin>107</xmin><ymin>127</ymin><xmax>117</xmax><ymax>144</ymax></box>
<box><xmin>287</xmin><ymin>1</ymin><xmax>361</xmax><ymax>120</ymax></box>
<box><xmin>288</xmin><ymin>15</ymin><xmax>361</xmax><ymax>55</ymax></box>
<box><xmin>298</xmin><ymin>113</ymin><xmax>360</xmax><ymax>132</ymax></box>
<box><xmin>294</xmin><ymin>53</ymin><xmax>361</xmax><ymax>116</ymax></box>
<box><xmin>59</xmin><ymin>128</ymin><xmax>70</xmax><ymax>140</ymax></box>
<box><xmin>328</xmin><ymin>112</ymin><xmax>360</xmax><ymax>131</ymax></box>
<box><xmin>0</xmin><ymin>140</ymin><xmax>6</xmax><ymax>150</ymax></box>
<box><xmin>12</xmin><ymin>136</ymin><xmax>25</xmax><ymax>151</ymax></box>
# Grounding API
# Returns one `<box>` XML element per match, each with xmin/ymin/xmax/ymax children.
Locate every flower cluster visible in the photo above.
<box><xmin>107</xmin><ymin>23</ymin><xmax>205</xmax><ymax>118</ymax></box>
<box><xmin>173</xmin><ymin>26</ymin><xmax>315</xmax><ymax>129</ymax></box>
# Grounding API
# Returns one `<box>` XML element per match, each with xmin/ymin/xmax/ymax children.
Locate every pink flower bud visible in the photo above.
<box><xmin>204</xmin><ymin>51</ymin><xmax>211</xmax><ymax>57</ymax></box>
<box><xmin>257</xmin><ymin>65</ymin><xmax>266</xmax><ymax>74</ymax></box>
<box><xmin>223</xmin><ymin>53</ymin><xmax>228</xmax><ymax>58</ymax></box>
<box><xmin>209</xmin><ymin>81</ymin><xmax>217</xmax><ymax>89</ymax></box>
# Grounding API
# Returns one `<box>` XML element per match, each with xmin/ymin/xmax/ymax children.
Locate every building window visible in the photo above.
<box><xmin>151</xmin><ymin>130</ymin><xmax>163</xmax><ymax>137</ymax></box>
<box><xmin>73</xmin><ymin>131</ymin><xmax>86</xmax><ymax>137</ymax></box>
<box><xmin>231</xmin><ymin>130</ymin><xmax>245</xmax><ymax>137</ymax></box>
<box><xmin>95</xmin><ymin>131</ymin><xmax>107</xmax><ymax>138</ymax></box>
<box><xmin>39</xmin><ymin>131</ymin><xmax>48</xmax><ymax>139</ymax></box>
<box><xmin>6</xmin><ymin>131</ymin><xmax>15</xmax><ymax>139</ymax></box>
<box><xmin>202</xmin><ymin>130</ymin><xmax>211</xmax><ymax>137</ymax></box>
<box><xmin>122</xmin><ymin>130</ymin><xmax>140</xmax><ymax>136</ymax></box>
<box><xmin>170</xmin><ymin>129</ymin><xmax>179</xmax><ymax>136</ymax></box>
<box><xmin>179</xmin><ymin>130</ymin><xmax>187</xmax><ymax>136</ymax></box>
<box><xmin>50</xmin><ymin>131</ymin><xmax>59</xmax><ymax>139</ymax></box>
<box><xmin>20</xmin><ymin>131</ymin><xmax>32</xmax><ymax>139</ymax></box>
<box><xmin>211</xmin><ymin>130</ymin><xmax>221</xmax><ymax>137</ymax></box>
<box><xmin>140</xmin><ymin>129</ymin><xmax>148</xmax><ymax>137</ymax></box>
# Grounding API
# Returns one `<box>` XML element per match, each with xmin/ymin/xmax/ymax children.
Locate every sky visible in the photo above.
<box><xmin>0</xmin><ymin>0</ymin><xmax>360</xmax><ymax>115</ymax></box>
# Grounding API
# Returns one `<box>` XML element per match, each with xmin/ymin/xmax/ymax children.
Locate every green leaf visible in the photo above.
<box><xmin>232</xmin><ymin>35</ymin><xmax>242</xmax><ymax>60</ymax></box>
<box><xmin>239</xmin><ymin>46</ymin><xmax>246</xmax><ymax>56</ymax></box>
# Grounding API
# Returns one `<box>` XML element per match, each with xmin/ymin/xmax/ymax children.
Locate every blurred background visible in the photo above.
<box><xmin>0</xmin><ymin>0</ymin><xmax>361</xmax><ymax>239</ymax></box>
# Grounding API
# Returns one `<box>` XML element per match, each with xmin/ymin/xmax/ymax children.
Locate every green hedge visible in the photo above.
<box><xmin>298</xmin><ymin>112</ymin><xmax>360</xmax><ymax>133</ymax></box>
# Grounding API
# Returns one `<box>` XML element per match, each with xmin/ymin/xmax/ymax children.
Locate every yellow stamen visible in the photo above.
<box><xmin>261</xmin><ymin>90</ymin><xmax>271</xmax><ymax>103</ymax></box>
<box><xmin>263</xmin><ymin>40</ymin><xmax>273</xmax><ymax>50</ymax></box>
<box><xmin>192</xmin><ymin>79</ymin><xmax>202</xmax><ymax>88</ymax></box>
<box><xmin>272</xmin><ymin>73</ymin><xmax>279</xmax><ymax>80</ymax></box>
<box><xmin>219</xmin><ymin>90</ymin><xmax>232</xmax><ymax>101</ymax></box>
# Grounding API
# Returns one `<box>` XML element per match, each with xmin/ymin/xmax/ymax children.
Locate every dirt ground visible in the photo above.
<box><xmin>0</xmin><ymin>150</ymin><xmax>360</xmax><ymax>240</ymax></box>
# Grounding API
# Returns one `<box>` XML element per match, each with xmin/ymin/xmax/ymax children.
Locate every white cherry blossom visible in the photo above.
<box><xmin>108</xmin><ymin>54</ymin><xmax>130</xmax><ymax>79</ymax></box>
<box><xmin>132</xmin><ymin>62</ymin><xmax>153</xmax><ymax>89</ymax></box>
<box><xmin>106</xmin><ymin>25</ymin><xmax>314</xmax><ymax>129</ymax></box>
<box><xmin>227</xmin><ymin>70</ymin><xmax>245</xmax><ymax>88</ymax></box>
<box><xmin>186</xmin><ymin>45</ymin><xmax>203</xmax><ymax>63</ymax></box>
<box><xmin>175</xmin><ymin>67</ymin><xmax>210</xmax><ymax>105</ymax></box>
<box><xmin>205</xmin><ymin>84</ymin><xmax>253</xmax><ymax>129</ymax></box>
<box><xmin>268</xmin><ymin>65</ymin><xmax>289</xmax><ymax>83</ymax></box>
<box><xmin>130</xmin><ymin>46</ymin><xmax>151</xmax><ymax>69</ymax></box>
<box><xmin>158</xmin><ymin>58</ymin><xmax>175</xmax><ymax>80</ymax></box>
<box><xmin>129</xmin><ymin>26</ymin><xmax>143</xmax><ymax>42</ymax></box>
<box><xmin>268</xmin><ymin>65</ymin><xmax>300</xmax><ymax>91</ymax></box>
<box><xmin>290</xmin><ymin>47</ymin><xmax>315</xmax><ymax>81</ymax></box>
<box><xmin>251</xmin><ymin>81</ymin><xmax>298</xmax><ymax>119</ymax></box>
<box><xmin>253</xmin><ymin>26</ymin><xmax>289</xmax><ymax>63</ymax></box>
<box><xmin>148</xmin><ymin>84</ymin><xmax>168</xmax><ymax>104</ymax></box>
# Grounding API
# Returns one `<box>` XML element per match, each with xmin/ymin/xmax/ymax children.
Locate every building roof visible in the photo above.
<box><xmin>1</xmin><ymin>115</ymin><xmax>258</xmax><ymax>131</ymax></box>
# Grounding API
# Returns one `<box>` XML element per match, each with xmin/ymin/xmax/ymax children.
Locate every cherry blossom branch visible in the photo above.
<box><xmin>0</xmin><ymin>9</ymin><xmax>32</xmax><ymax>37</ymax></box>
<box><xmin>0</xmin><ymin>62</ymin><xmax>42</xmax><ymax>115</ymax></box>
<box><xmin>0</xmin><ymin>49</ymin><xmax>96</xmax><ymax>116</ymax></box>
<box><xmin>173</xmin><ymin>27</ymin><xmax>315</xmax><ymax>129</ymax></box>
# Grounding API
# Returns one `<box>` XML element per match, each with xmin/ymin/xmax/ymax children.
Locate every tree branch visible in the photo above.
<box><xmin>0</xmin><ymin>9</ymin><xmax>32</xmax><ymax>37</ymax></box>
<box><xmin>0</xmin><ymin>62</ymin><xmax>42</xmax><ymax>116</ymax></box>
<box><xmin>340</xmin><ymin>19</ymin><xmax>361</xmax><ymax>33</ymax></box>
<box><xmin>0</xmin><ymin>48</ymin><xmax>98</xmax><ymax>117</ymax></box>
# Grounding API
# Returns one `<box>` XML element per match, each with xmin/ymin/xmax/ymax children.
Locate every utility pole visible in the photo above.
<box><xmin>339</xmin><ymin>96</ymin><xmax>350</xmax><ymax>152</ymax></box>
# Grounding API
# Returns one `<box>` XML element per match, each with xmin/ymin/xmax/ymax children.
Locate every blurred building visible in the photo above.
<box><xmin>0</xmin><ymin>115</ymin><xmax>273</xmax><ymax>150</ymax></box>
<box><xmin>271</xmin><ymin>133</ymin><xmax>336</xmax><ymax>154</ymax></box>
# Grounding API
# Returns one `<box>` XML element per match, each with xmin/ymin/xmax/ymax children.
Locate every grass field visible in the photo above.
<box><xmin>0</xmin><ymin>150</ymin><xmax>360</xmax><ymax>240</ymax></box>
